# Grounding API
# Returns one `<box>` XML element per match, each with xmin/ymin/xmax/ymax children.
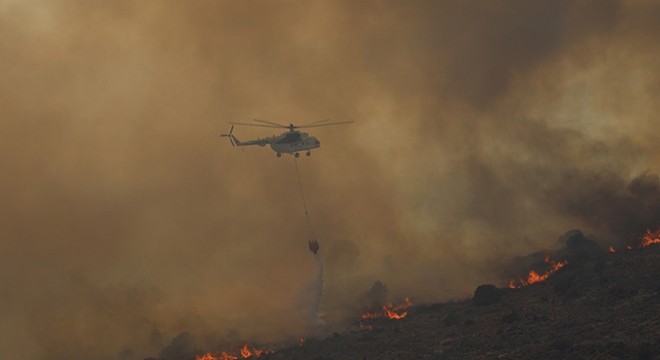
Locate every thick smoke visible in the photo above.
<box><xmin>1</xmin><ymin>1</ymin><xmax>660</xmax><ymax>359</ymax></box>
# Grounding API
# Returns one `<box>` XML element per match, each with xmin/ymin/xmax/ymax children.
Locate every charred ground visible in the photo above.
<box><xmin>254</xmin><ymin>245</ymin><xmax>660</xmax><ymax>360</ymax></box>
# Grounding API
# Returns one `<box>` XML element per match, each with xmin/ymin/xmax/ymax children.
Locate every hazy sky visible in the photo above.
<box><xmin>2</xmin><ymin>1</ymin><xmax>660</xmax><ymax>359</ymax></box>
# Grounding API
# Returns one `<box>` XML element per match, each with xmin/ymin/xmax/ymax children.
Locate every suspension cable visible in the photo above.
<box><xmin>294</xmin><ymin>157</ymin><xmax>316</xmax><ymax>240</ymax></box>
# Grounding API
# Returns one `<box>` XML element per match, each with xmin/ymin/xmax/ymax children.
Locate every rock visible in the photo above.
<box><xmin>473</xmin><ymin>284</ymin><xmax>502</xmax><ymax>306</ymax></box>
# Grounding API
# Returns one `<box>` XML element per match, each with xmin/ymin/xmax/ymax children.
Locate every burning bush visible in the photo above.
<box><xmin>360</xmin><ymin>280</ymin><xmax>412</xmax><ymax>320</ymax></box>
<box><xmin>508</xmin><ymin>254</ymin><xmax>568</xmax><ymax>289</ymax></box>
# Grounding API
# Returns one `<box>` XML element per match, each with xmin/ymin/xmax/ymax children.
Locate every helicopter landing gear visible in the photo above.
<box><xmin>306</xmin><ymin>151</ymin><xmax>311</xmax><ymax>157</ymax></box>
<box><xmin>276</xmin><ymin>152</ymin><xmax>282</xmax><ymax>158</ymax></box>
<box><xmin>295</xmin><ymin>152</ymin><xmax>300</xmax><ymax>158</ymax></box>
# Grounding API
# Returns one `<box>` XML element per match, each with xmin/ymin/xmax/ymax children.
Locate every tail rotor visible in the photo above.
<box><xmin>220</xmin><ymin>125</ymin><xmax>236</xmax><ymax>146</ymax></box>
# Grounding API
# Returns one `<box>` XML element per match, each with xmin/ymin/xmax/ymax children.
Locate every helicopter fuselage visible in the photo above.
<box><xmin>227</xmin><ymin>129</ymin><xmax>320</xmax><ymax>157</ymax></box>
<box><xmin>269</xmin><ymin>131</ymin><xmax>320</xmax><ymax>155</ymax></box>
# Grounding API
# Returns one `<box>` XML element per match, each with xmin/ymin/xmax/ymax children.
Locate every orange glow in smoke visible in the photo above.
<box><xmin>508</xmin><ymin>254</ymin><xmax>568</xmax><ymax>288</ymax></box>
<box><xmin>361</xmin><ymin>297</ymin><xmax>412</xmax><ymax>320</ymax></box>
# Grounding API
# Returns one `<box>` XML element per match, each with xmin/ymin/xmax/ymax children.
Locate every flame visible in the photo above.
<box><xmin>197</xmin><ymin>354</ymin><xmax>222</xmax><ymax>360</ymax></box>
<box><xmin>240</xmin><ymin>344</ymin><xmax>252</xmax><ymax>358</ymax></box>
<box><xmin>195</xmin><ymin>344</ymin><xmax>272</xmax><ymax>360</ymax></box>
<box><xmin>508</xmin><ymin>255</ymin><xmax>567</xmax><ymax>288</ymax></box>
<box><xmin>641</xmin><ymin>228</ymin><xmax>660</xmax><ymax>247</ymax></box>
<box><xmin>361</xmin><ymin>297</ymin><xmax>412</xmax><ymax>320</ymax></box>
<box><xmin>195</xmin><ymin>353</ymin><xmax>238</xmax><ymax>360</ymax></box>
<box><xmin>609</xmin><ymin>245</ymin><xmax>616</xmax><ymax>253</ymax></box>
<box><xmin>627</xmin><ymin>245</ymin><xmax>633</xmax><ymax>250</ymax></box>
<box><xmin>195</xmin><ymin>353</ymin><xmax>237</xmax><ymax>360</ymax></box>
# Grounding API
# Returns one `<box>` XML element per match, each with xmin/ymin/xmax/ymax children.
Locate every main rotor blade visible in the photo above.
<box><xmin>229</xmin><ymin>122</ymin><xmax>283</xmax><ymax>128</ymax></box>
<box><xmin>297</xmin><ymin>121</ymin><xmax>354</xmax><ymax>129</ymax></box>
<box><xmin>303</xmin><ymin>118</ymin><xmax>331</xmax><ymax>126</ymax></box>
<box><xmin>252</xmin><ymin>118</ymin><xmax>288</xmax><ymax>128</ymax></box>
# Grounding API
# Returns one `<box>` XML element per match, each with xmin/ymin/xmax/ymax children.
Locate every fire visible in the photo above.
<box><xmin>195</xmin><ymin>344</ymin><xmax>272</xmax><ymax>360</ymax></box>
<box><xmin>195</xmin><ymin>353</ymin><xmax>237</xmax><ymax>360</ymax></box>
<box><xmin>197</xmin><ymin>354</ymin><xmax>223</xmax><ymax>360</ymax></box>
<box><xmin>361</xmin><ymin>297</ymin><xmax>412</xmax><ymax>320</ymax></box>
<box><xmin>609</xmin><ymin>245</ymin><xmax>616</xmax><ymax>253</ymax></box>
<box><xmin>508</xmin><ymin>255</ymin><xmax>568</xmax><ymax>288</ymax></box>
<box><xmin>641</xmin><ymin>228</ymin><xmax>660</xmax><ymax>247</ymax></box>
<box><xmin>240</xmin><ymin>344</ymin><xmax>253</xmax><ymax>358</ymax></box>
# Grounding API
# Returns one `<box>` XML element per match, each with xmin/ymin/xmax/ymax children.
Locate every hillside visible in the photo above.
<box><xmin>263</xmin><ymin>245</ymin><xmax>660</xmax><ymax>359</ymax></box>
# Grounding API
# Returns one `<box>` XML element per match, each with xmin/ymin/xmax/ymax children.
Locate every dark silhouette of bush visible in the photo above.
<box><xmin>473</xmin><ymin>284</ymin><xmax>502</xmax><ymax>306</ymax></box>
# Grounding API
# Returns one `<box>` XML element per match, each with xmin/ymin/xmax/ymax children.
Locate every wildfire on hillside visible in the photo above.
<box><xmin>195</xmin><ymin>344</ymin><xmax>273</xmax><ymax>360</ymax></box>
<box><xmin>615</xmin><ymin>228</ymin><xmax>660</xmax><ymax>252</ymax></box>
<box><xmin>508</xmin><ymin>254</ymin><xmax>568</xmax><ymax>289</ymax></box>
<box><xmin>196</xmin><ymin>353</ymin><xmax>236</xmax><ymax>360</ymax></box>
<box><xmin>361</xmin><ymin>297</ymin><xmax>412</xmax><ymax>320</ymax></box>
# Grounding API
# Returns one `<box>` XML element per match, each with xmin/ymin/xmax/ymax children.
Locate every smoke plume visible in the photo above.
<box><xmin>2</xmin><ymin>1</ymin><xmax>660</xmax><ymax>359</ymax></box>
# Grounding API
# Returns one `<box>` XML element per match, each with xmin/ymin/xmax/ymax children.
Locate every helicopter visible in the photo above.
<box><xmin>220</xmin><ymin>119</ymin><xmax>353</xmax><ymax>157</ymax></box>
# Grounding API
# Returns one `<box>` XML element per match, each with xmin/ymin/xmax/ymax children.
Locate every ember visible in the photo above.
<box><xmin>508</xmin><ymin>254</ymin><xmax>568</xmax><ymax>288</ymax></box>
<box><xmin>361</xmin><ymin>297</ymin><xmax>412</xmax><ymax>320</ymax></box>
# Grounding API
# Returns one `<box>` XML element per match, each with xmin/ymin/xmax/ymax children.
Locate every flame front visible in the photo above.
<box><xmin>508</xmin><ymin>255</ymin><xmax>567</xmax><ymax>288</ymax></box>
<box><xmin>195</xmin><ymin>344</ymin><xmax>272</xmax><ymax>360</ymax></box>
<box><xmin>361</xmin><ymin>297</ymin><xmax>412</xmax><ymax>320</ymax></box>
<box><xmin>197</xmin><ymin>354</ymin><xmax>223</xmax><ymax>360</ymax></box>
<box><xmin>195</xmin><ymin>352</ymin><xmax>237</xmax><ymax>360</ymax></box>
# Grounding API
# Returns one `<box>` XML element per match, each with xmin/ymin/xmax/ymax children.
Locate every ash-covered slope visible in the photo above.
<box><xmin>268</xmin><ymin>246</ymin><xmax>660</xmax><ymax>360</ymax></box>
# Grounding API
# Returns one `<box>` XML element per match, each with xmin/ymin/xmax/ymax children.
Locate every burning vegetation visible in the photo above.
<box><xmin>195</xmin><ymin>344</ymin><xmax>273</xmax><ymax>360</ymax></box>
<box><xmin>508</xmin><ymin>254</ymin><xmax>568</xmax><ymax>289</ymax></box>
<box><xmin>507</xmin><ymin>226</ymin><xmax>660</xmax><ymax>290</ymax></box>
<box><xmin>641</xmin><ymin>228</ymin><xmax>660</xmax><ymax>247</ymax></box>
<box><xmin>609</xmin><ymin>227</ymin><xmax>660</xmax><ymax>253</ymax></box>
<box><xmin>359</xmin><ymin>280</ymin><xmax>412</xmax><ymax>321</ymax></box>
<box><xmin>360</xmin><ymin>297</ymin><xmax>413</xmax><ymax>320</ymax></box>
